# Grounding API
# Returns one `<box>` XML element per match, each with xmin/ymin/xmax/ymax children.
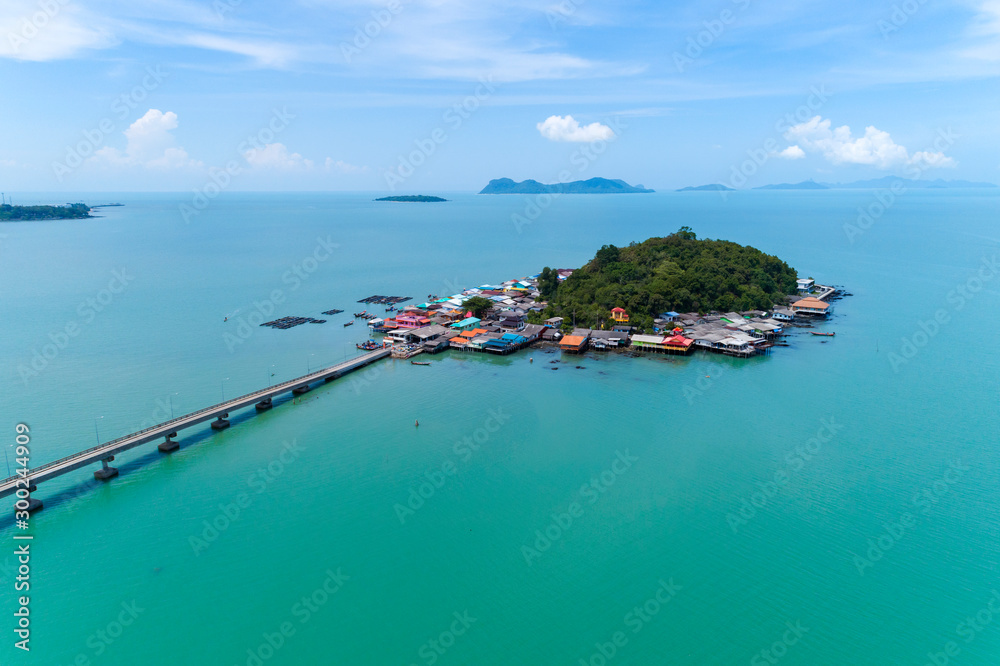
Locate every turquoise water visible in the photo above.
<box><xmin>1</xmin><ymin>190</ymin><xmax>998</xmax><ymax>665</ymax></box>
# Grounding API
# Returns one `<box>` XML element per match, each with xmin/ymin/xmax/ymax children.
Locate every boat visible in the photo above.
<box><xmin>411</xmin><ymin>361</ymin><xmax>431</xmax><ymax>366</ymax></box>
<box><xmin>357</xmin><ymin>340</ymin><xmax>381</xmax><ymax>350</ymax></box>
<box><xmin>353</xmin><ymin>310</ymin><xmax>367</xmax><ymax>317</ymax></box>
<box><xmin>810</xmin><ymin>331</ymin><xmax>835</xmax><ymax>337</ymax></box>
<box><xmin>343</xmin><ymin>321</ymin><xmax>354</xmax><ymax>327</ymax></box>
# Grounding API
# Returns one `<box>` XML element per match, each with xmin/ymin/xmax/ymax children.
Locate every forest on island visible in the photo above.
<box><xmin>535</xmin><ymin>227</ymin><xmax>798</xmax><ymax>330</ymax></box>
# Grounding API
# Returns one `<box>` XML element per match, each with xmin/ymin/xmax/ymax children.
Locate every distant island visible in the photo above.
<box><xmin>753</xmin><ymin>181</ymin><xmax>829</xmax><ymax>190</ymax></box>
<box><xmin>374</xmin><ymin>195</ymin><xmax>448</xmax><ymax>202</ymax></box>
<box><xmin>821</xmin><ymin>177</ymin><xmax>996</xmax><ymax>189</ymax></box>
<box><xmin>535</xmin><ymin>226</ymin><xmax>797</xmax><ymax>330</ymax></box>
<box><xmin>679</xmin><ymin>177</ymin><xmax>996</xmax><ymax>192</ymax></box>
<box><xmin>0</xmin><ymin>203</ymin><xmax>92</xmax><ymax>221</ymax></box>
<box><xmin>677</xmin><ymin>184</ymin><xmax>734</xmax><ymax>192</ymax></box>
<box><xmin>480</xmin><ymin>177</ymin><xmax>654</xmax><ymax>194</ymax></box>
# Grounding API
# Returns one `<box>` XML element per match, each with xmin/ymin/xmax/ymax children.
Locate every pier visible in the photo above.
<box><xmin>0</xmin><ymin>349</ymin><xmax>390</xmax><ymax>509</ymax></box>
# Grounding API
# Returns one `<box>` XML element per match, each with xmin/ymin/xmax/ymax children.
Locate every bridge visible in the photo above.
<box><xmin>1</xmin><ymin>348</ymin><xmax>391</xmax><ymax>510</ymax></box>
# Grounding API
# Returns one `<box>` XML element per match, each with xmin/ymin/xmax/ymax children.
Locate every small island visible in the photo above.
<box><xmin>535</xmin><ymin>227</ymin><xmax>798</xmax><ymax>330</ymax></box>
<box><xmin>374</xmin><ymin>195</ymin><xmax>448</xmax><ymax>202</ymax></box>
<box><xmin>753</xmin><ymin>181</ymin><xmax>829</xmax><ymax>190</ymax></box>
<box><xmin>480</xmin><ymin>177</ymin><xmax>654</xmax><ymax>194</ymax></box>
<box><xmin>676</xmin><ymin>184</ymin><xmax>735</xmax><ymax>192</ymax></box>
<box><xmin>0</xmin><ymin>203</ymin><xmax>93</xmax><ymax>221</ymax></box>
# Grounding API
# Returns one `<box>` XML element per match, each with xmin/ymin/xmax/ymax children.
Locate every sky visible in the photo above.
<box><xmin>0</xmin><ymin>0</ymin><xmax>998</xmax><ymax>192</ymax></box>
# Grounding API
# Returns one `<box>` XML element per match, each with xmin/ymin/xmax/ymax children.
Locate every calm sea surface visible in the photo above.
<box><xmin>1</xmin><ymin>190</ymin><xmax>998</xmax><ymax>665</ymax></box>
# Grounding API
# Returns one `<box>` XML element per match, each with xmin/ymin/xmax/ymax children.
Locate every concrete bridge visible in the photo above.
<box><xmin>0</xmin><ymin>348</ymin><xmax>390</xmax><ymax>511</ymax></box>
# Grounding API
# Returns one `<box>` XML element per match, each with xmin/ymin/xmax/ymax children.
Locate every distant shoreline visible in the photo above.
<box><xmin>0</xmin><ymin>203</ymin><xmax>95</xmax><ymax>222</ymax></box>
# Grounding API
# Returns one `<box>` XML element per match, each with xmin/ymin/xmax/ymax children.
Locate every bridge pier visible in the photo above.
<box><xmin>255</xmin><ymin>398</ymin><xmax>273</xmax><ymax>412</ymax></box>
<box><xmin>12</xmin><ymin>486</ymin><xmax>43</xmax><ymax>515</ymax></box>
<box><xmin>94</xmin><ymin>456</ymin><xmax>119</xmax><ymax>481</ymax></box>
<box><xmin>14</xmin><ymin>495</ymin><xmax>43</xmax><ymax>515</ymax></box>
<box><xmin>158</xmin><ymin>432</ymin><xmax>179</xmax><ymax>453</ymax></box>
<box><xmin>292</xmin><ymin>385</ymin><xmax>310</xmax><ymax>395</ymax></box>
<box><xmin>211</xmin><ymin>413</ymin><xmax>230</xmax><ymax>430</ymax></box>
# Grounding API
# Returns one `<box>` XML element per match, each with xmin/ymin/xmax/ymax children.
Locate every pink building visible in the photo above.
<box><xmin>395</xmin><ymin>312</ymin><xmax>431</xmax><ymax>329</ymax></box>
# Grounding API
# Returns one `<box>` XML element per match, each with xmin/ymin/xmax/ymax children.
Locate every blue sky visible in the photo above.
<box><xmin>0</xmin><ymin>0</ymin><xmax>998</xmax><ymax>192</ymax></box>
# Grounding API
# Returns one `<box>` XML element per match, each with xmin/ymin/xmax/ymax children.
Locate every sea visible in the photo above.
<box><xmin>1</xmin><ymin>189</ymin><xmax>998</xmax><ymax>665</ymax></box>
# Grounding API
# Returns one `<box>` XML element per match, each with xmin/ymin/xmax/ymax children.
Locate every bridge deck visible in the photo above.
<box><xmin>0</xmin><ymin>348</ymin><xmax>390</xmax><ymax>500</ymax></box>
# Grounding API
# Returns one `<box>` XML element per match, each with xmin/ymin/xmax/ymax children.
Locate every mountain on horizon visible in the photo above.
<box><xmin>820</xmin><ymin>176</ymin><xmax>997</xmax><ymax>189</ymax></box>
<box><xmin>676</xmin><ymin>184</ymin><xmax>735</xmax><ymax>192</ymax></box>
<box><xmin>479</xmin><ymin>177</ymin><xmax>654</xmax><ymax>194</ymax></box>
<box><xmin>675</xmin><ymin>177</ymin><xmax>998</xmax><ymax>191</ymax></box>
<box><xmin>753</xmin><ymin>180</ymin><xmax>829</xmax><ymax>190</ymax></box>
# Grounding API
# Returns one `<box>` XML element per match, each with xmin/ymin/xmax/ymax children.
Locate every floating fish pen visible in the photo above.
<box><xmin>321</xmin><ymin>309</ymin><xmax>344</xmax><ymax>315</ymax></box>
<box><xmin>391</xmin><ymin>344</ymin><xmax>423</xmax><ymax>359</ymax></box>
<box><xmin>358</xmin><ymin>295</ymin><xmax>412</xmax><ymax>305</ymax></box>
<box><xmin>261</xmin><ymin>316</ymin><xmax>327</xmax><ymax>330</ymax></box>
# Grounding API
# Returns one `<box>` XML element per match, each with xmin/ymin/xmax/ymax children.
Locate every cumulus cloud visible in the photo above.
<box><xmin>243</xmin><ymin>143</ymin><xmax>313</xmax><ymax>170</ymax></box>
<box><xmin>325</xmin><ymin>158</ymin><xmax>368</xmax><ymax>174</ymax></box>
<box><xmin>90</xmin><ymin>109</ymin><xmax>200</xmax><ymax>169</ymax></box>
<box><xmin>909</xmin><ymin>151</ymin><xmax>957</xmax><ymax>168</ymax></box>
<box><xmin>775</xmin><ymin>145</ymin><xmax>806</xmax><ymax>160</ymax></box>
<box><xmin>782</xmin><ymin>116</ymin><xmax>955</xmax><ymax>169</ymax></box>
<box><xmin>536</xmin><ymin>115</ymin><xmax>615</xmax><ymax>142</ymax></box>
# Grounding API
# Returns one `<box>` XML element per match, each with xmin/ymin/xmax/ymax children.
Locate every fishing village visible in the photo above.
<box><xmin>332</xmin><ymin>272</ymin><xmax>842</xmax><ymax>362</ymax></box>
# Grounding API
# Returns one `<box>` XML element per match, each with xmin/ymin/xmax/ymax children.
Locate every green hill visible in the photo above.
<box><xmin>374</xmin><ymin>195</ymin><xmax>448</xmax><ymax>202</ymax></box>
<box><xmin>538</xmin><ymin>227</ymin><xmax>797</xmax><ymax>329</ymax></box>
<box><xmin>479</xmin><ymin>177</ymin><xmax>654</xmax><ymax>194</ymax></box>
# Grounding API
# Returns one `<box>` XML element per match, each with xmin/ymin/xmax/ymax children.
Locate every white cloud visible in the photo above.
<box><xmin>344</xmin><ymin>1</ymin><xmax>639</xmax><ymax>82</ymax></box>
<box><xmin>244</xmin><ymin>143</ymin><xmax>314</xmax><ymax>170</ymax></box>
<box><xmin>90</xmin><ymin>109</ymin><xmax>201</xmax><ymax>170</ymax></box>
<box><xmin>782</xmin><ymin>116</ymin><xmax>954</xmax><ymax>169</ymax></box>
<box><xmin>537</xmin><ymin>115</ymin><xmax>615</xmax><ymax>142</ymax></box>
<box><xmin>325</xmin><ymin>158</ymin><xmax>367</xmax><ymax>174</ymax></box>
<box><xmin>909</xmin><ymin>151</ymin><xmax>957</xmax><ymax>169</ymax></box>
<box><xmin>961</xmin><ymin>0</ymin><xmax>1000</xmax><ymax>60</ymax></box>
<box><xmin>183</xmin><ymin>33</ymin><xmax>296</xmax><ymax>68</ymax></box>
<box><xmin>0</xmin><ymin>159</ymin><xmax>16</xmax><ymax>167</ymax></box>
<box><xmin>0</xmin><ymin>1</ymin><xmax>115</xmax><ymax>61</ymax></box>
<box><xmin>775</xmin><ymin>145</ymin><xmax>806</xmax><ymax>160</ymax></box>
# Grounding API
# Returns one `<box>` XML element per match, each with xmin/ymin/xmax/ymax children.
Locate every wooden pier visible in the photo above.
<box><xmin>0</xmin><ymin>349</ymin><xmax>391</xmax><ymax>509</ymax></box>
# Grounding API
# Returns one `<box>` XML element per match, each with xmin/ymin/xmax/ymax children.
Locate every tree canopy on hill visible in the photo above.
<box><xmin>541</xmin><ymin>227</ymin><xmax>797</xmax><ymax>330</ymax></box>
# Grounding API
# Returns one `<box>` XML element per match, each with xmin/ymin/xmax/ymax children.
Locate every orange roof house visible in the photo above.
<box><xmin>790</xmin><ymin>297</ymin><xmax>831</xmax><ymax>316</ymax></box>
<box><xmin>460</xmin><ymin>328</ymin><xmax>488</xmax><ymax>339</ymax></box>
<box><xmin>559</xmin><ymin>335</ymin><xmax>588</xmax><ymax>353</ymax></box>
